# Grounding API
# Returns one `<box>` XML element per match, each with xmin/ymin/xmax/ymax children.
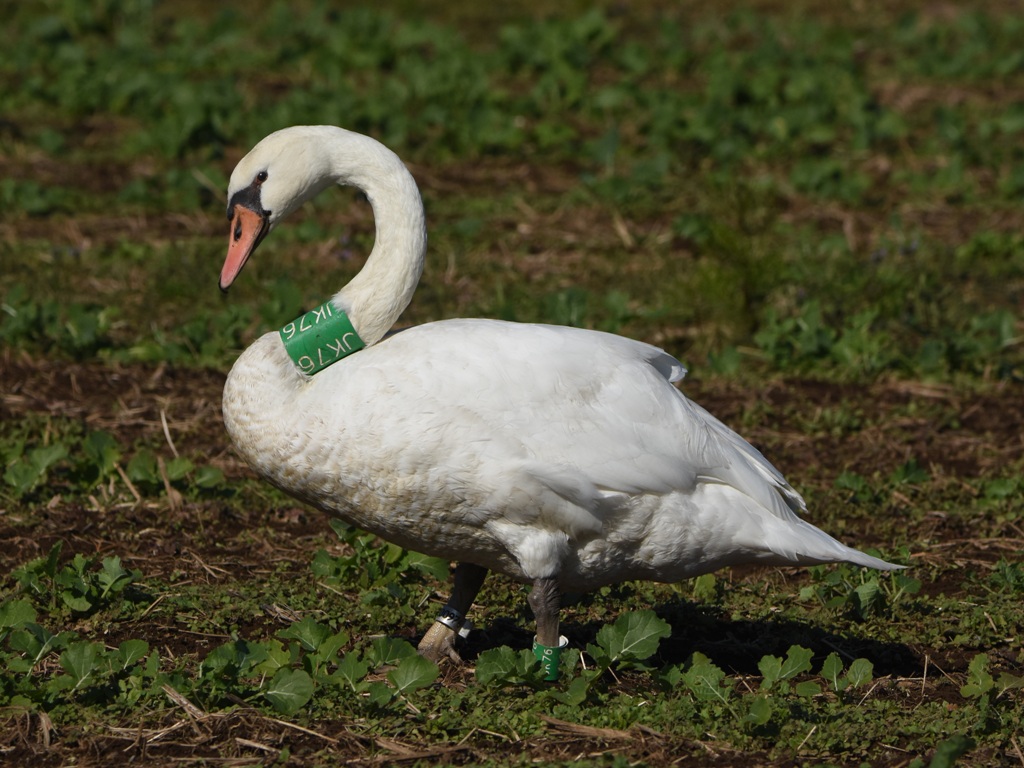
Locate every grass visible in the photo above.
<box><xmin>1</xmin><ymin>0</ymin><xmax>1023</xmax><ymax>765</ymax></box>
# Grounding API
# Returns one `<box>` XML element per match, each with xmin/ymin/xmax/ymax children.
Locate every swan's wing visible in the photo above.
<box><xmin>355</xmin><ymin>320</ymin><xmax>804</xmax><ymax>522</ymax></box>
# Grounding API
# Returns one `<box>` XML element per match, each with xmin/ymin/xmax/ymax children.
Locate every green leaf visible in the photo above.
<box><xmin>193</xmin><ymin>465</ymin><xmax>225</xmax><ymax>488</ymax></box>
<box><xmin>126</xmin><ymin>449</ymin><xmax>160</xmax><ymax>485</ymax></box>
<box><xmin>98</xmin><ymin>556</ymin><xmax>135</xmax><ymax>598</ymax></box>
<box><xmin>60</xmin><ymin>641</ymin><xmax>101</xmax><ymax>691</ymax></box>
<box><xmin>594</xmin><ymin>610</ymin><xmax>671</xmax><ymax>665</ymax></box>
<box><xmin>795</xmin><ymin>680</ymin><xmax>820</xmax><ymax>697</ymax></box>
<box><xmin>202</xmin><ymin>639</ymin><xmax>267</xmax><ymax>678</ymax></box>
<box><xmin>545</xmin><ymin>670</ymin><xmax>598</xmax><ymax>706</ymax></box>
<box><xmin>61</xmin><ymin>591</ymin><xmax>94</xmax><ymax>613</ymax></box>
<box><xmin>117</xmin><ymin>639</ymin><xmax>150</xmax><ymax>670</ymax></box>
<box><xmin>403</xmin><ymin>552</ymin><xmax>450</xmax><ymax>581</ymax></box>
<box><xmin>387</xmin><ymin>654</ymin><xmax>438</xmax><ymax>695</ymax></box>
<box><xmin>960</xmin><ymin>654</ymin><xmax>994</xmax><ymax>698</ymax></box>
<box><xmin>82</xmin><ymin>430</ymin><xmax>121</xmax><ymax>479</ymax></box>
<box><xmin>846</xmin><ymin>658</ymin><xmax>874</xmax><ymax>688</ymax></box>
<box><xmin>821</xmin><ymin>652</ymin><xmax>845</xmax><ymax>691</ymax></box>
<box><xmin>691</xmin><ymin>573</ymin><xmax>717</xmax><ymax>601</ymax></box>
<box><xmin>333</xmin><ymin>653</ymin><xmax>371</xmax><ymax>690</ymax></box>
<box><xmin>4</xmin><ymin>444</ymin><xmax>68</xmax><ymax>495</ymax></box>
<box><xmin>279</xmin><ymin>617</ymin><xmax>332</xmax><ymax>653</ymax></box>
<box><xmin>0</xmin><ymin>599</ymin><xmax>37</xmax><ymax>629</ymax></box>
<box><xmin>853</xmin><ymin>579</ymin><xmax>883</xmax><ymax>616</ymax></box>
<box><xmin>365</xmin><ymin>681</ymin><xmax>394</xmax><ymax>707</ymax></box>
<box><xmin>476</xmin><ymin>646</ymin><xmax>521</xmax><ymax>686</ymax></box>
<box><xmin>367</xmin><ymin>637</ymin><xmax>417</xmax><ymax>668</ymax></box>
<box><xmin>681</xmin><ymin>652</ymin><xmax>733</xmax><ymax>703</ymax></box>
<box><xmin>778</xmin><ymin>645</ymin><xmax>814</xmax><ymax>680</ymax></box>
<box><xmin>996</xmin><ymin>671</ymin><xmax>1024</xmax><ymax>695</ymax></box>
<box><xmin>743</xmin><ymin>695</ymin><xmax>772</xmax><ymax>726</ymax></box>
<box><xmin>758</xmin><ymin>655</ymin><xmax>783</xmax><ymax>689</ymax></box>
<box><xmin>164</xmin><ymin>456</ymin><xmax>194</xmax><ymax>481</ymax></box>
<box><xmin>315</xmin><ymin>630</ymin><xmax>349</xmax><ymax>663</ymax></box>
<box><xmin>927</xmin><ymin>735</ymin><xmax>975</xmax><ymax>768</ymax></box>
<box><xmin>264</xmin><ymin>668</ymin><xmax>315</xmax><ymax>715</ymax></box>
<box><xmin>253</xmin><ymin>639</ymin><xmax>292</xmax><ymax>676</ymax></box>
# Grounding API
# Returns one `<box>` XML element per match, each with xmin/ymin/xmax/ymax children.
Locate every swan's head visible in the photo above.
<box><xmin>220</xmin><ymin>127</ymin><xmax>337</xmax><ymax>291</ymax></box>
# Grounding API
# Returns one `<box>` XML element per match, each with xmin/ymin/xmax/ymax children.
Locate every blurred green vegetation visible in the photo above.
<box><xmin>0</xmin><ymin>0</ymin><xmax>1020</xmax><ymax>381</ymax></box>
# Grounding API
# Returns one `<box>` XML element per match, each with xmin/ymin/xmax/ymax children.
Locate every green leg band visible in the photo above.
<box><xmin>532</xmin><ymin>636</ymin><xmax>569</xmax><ymax>681</ymax></box>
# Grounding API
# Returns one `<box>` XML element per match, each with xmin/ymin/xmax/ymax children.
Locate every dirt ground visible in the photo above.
<box><xmin>1</xmin><ymin>350</ymin><xmax>1023</xmax><ymax>765</ymax></box>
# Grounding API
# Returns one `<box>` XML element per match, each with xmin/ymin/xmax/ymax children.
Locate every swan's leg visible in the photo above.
<box><xmin>529</xmin><ymin>577</ymin><xmax>566</xmax><ymax>680</ymax></box>
<box><xmin>417</xmin><ymin>562</ymin><xmax>487</xmax><ymax>664</ymax></box>
<box><xmin>528</xmin><ymin>577</ymin><xmax>561</xmax><ymax>647</ymax></box>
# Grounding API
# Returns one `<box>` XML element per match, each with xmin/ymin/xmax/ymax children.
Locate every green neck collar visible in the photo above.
<box><xmin>279</xmin><ymin>300</ymin><xmax>365</xmax><ymax>375</ymax></box>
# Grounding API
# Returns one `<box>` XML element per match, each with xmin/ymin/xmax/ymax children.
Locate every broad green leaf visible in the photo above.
<box><xmin>4</xmin><ymin>461</ymin><xmax>44</xmax><ymax>496</ymax></box>
<box><xmin>758</xmin><ymin>655</ymin><xmax>783</xmax><ymax>689</ymax></box>
<box><xmin>846</xmin><ymin>658</ymin><xmax>874</xmax><ymax>688</ymax></box>
<box><xmin>778</xmin><ymin>645</ymin><xmax>813</xmax><ymax>680</ymax></box>
<box><xmin>743</xmin><ymin>695</ymin><xmax>772</xmax><ymax>726</ymax></box>
<box><xmin>126</xmin><ymin>449</ymin><xmax>159</xmax><ymax>484</ymax></box>
<box><xmin>545</xmin><ymin>671</ymin><xmax>598</xmax><ymax>706</ymax></box>
<box><xmin>893</xmin><ymin>572</ymin><xmax>922</xmax><ymax>597</ymax></box>
<box><xmin>795</xmin><ymin>680</ymin><xmax>820</xmax><ymax>697</ymax></box>
<box><xmin>310</xmin><ymin>549</ymin><xmax>347</xmax><ymax>581</ymax></box>
<box><xmin>279</xmin><ymin>617</ymin><xmax>332</xmax><ymax>652</ymax></box>
<box><xmin>594</xmin><ymin>610</ymin><xmax>671</xmax><ymax>664</ymax></box>
<box><xmin>9</xmin><ymin>623</ymin><xmax>67</xmax><ymax>667</ymax></box>
<box><xmin>60</xmin><ymin>591</ymin><xmax>94</xmax><ymax>613</ymax></box>
<box><xmin>854</xmin><ymin>579</ymin><xmax>882</xmax><ymax>616</ymax></box>
<box><xmin>960</xmin><ymin>654</ymin><xmax>993</xmax><ymax>698</ymax></box>
<box><xmin>404</xmin><ymin>552</ymin><xmax>450</xmax><ymax>581</ymax></box>
<box><xmin>5</xmin><ymin>444</ymin><xmax>68</xmax><ymax>495</ymax></box>
<box><xmin>194</xmin><ymin>465</ymin><xmax>225</xmax><ymax>488</ymax></box>
<box><xmin>253</xmin><ymin>639</ymin><xmax>292</xmax><ymax>676</ymax></box>
<box><xmin>387</xmin><ymin>654</ymin><xmax>438</xmax><ymax>694</ymax></box>
<box><xmin>117</xmin><ymin>639</ymin><xmax>150</xmax><ymax>670</ymax></box>
<box><xmin>927</xmin><ymin>735</ymin><xmax>975</xmax><ymax>768</ymax></box>
<box><xmin>996</xmin><ymin>672</ymin><xmax>1024</xmax><ymax>695</ymax></box>
<box><xmin>164</xmin><ymin>456</ymin><xmax>194</xmax><ymax>481</ymax></box>
<box><xmin>315</xmin><ymin>630</ymin><xmax>349</xmax><ymax>663</ymax></box>
<box><xmin>98</xmin><ymin>556</ymin><xmax>135</xmax><ymax>597</ymax></box>
<box><xmin>367</xmin><ymin>637</ymin><xmax>417</xmax><ymax>667</ymax></box>
<box><xmin>659</xmin><ymin>663</ymin><xmax>684</xmax><ymax>689</ymax></box>
<box><xmin>60</xmin><ymin>641</ymin><xmax>102</xmax><ymax>690</ymax></box>
<box><xmin>365</xmin><ymin>681</ymin><xmax>394</xmax><ymax>707</ymax></box>
<box><xmin>682</xmin><ymin>652</ymin><xmax>732</xmax><ymax>703</ymax></box>
<box><xmin>0</xmin><ymin>599</ymin><xmax>36</xmax><ymax>629</ymax></box>
<box><xmin>82</xmin><ymin>431</ymin><xmax>120</xmax><ymax>478</ymax></box>
<box><xmin>691</xmin><ymin>573</ymin><xmax>717</xmax><ymax>601</ymax></box>
<box><xmin>333</xmin><ymin>653</ymin><xmax>371</xmax><ymax>690</ymax></box>
<box><xmin>381</xmin><ymin>542</ymin><xmax>405</xmax><ymax>565</ymax></box>
<box><xmin>202</xmin><ymin>639</ymin><xmax>267</xmax><ymax>677</ymax></box>
<box><xmin>475</xmin><ymin>646</ymin><xmax>520</xmax><ymax>686</ymax></box>
<box><xmin>821</xmin><ymin>652</ymin><xmax>845</xmax><ymax>692</ymax></box>
<box><xmin>33</xmin><ymin>443</ymin><xmax>69</xmax><ymax>473</ymax></box>
<box><xmin>264</xmin><ymin>668</ymin><xmax>315</xmax><ymax>715</ymax></box>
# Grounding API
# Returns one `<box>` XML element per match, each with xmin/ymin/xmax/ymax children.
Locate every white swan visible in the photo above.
<box><xmin>219</xmin><ymin>126</ymin><xmax>900</xmax><ymax>671</ymax></box>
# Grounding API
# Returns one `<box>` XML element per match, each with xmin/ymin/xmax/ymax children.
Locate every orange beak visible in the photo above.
<box><xmin>220</xmin><ymin>205</ymin><xmax>270</xmax><ymax>291</ymax></box>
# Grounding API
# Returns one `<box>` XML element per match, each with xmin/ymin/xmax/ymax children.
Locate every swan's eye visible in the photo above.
<box><xmin>255</xmin><ymin>170</ymin><xmax>268</xmax><ymax>184</ymax></box>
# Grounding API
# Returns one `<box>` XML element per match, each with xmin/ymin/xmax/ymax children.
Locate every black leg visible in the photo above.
<box><xmin>417</xmin><ymin>562</ymin><xmax>488</xmax><ymax>663</ymax></box>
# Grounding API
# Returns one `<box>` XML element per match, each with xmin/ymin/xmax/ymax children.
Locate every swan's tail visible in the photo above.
<box><xmin>767</xmin><ymin>516</ymin><xmax>906</xmax><ymax>571</ymax></box>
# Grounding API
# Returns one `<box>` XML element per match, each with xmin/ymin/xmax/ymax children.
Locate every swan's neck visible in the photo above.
<box><xmin>323</xmin><ymin>132</ymin><xmax>427</xmax><ymax>346</ymax></box>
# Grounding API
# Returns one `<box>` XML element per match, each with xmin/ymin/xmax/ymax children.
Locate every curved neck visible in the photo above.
<box><xmin>324</xmin><ymin>130</ymin><xmax>427</xmax><ymax>346</ymax></box>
